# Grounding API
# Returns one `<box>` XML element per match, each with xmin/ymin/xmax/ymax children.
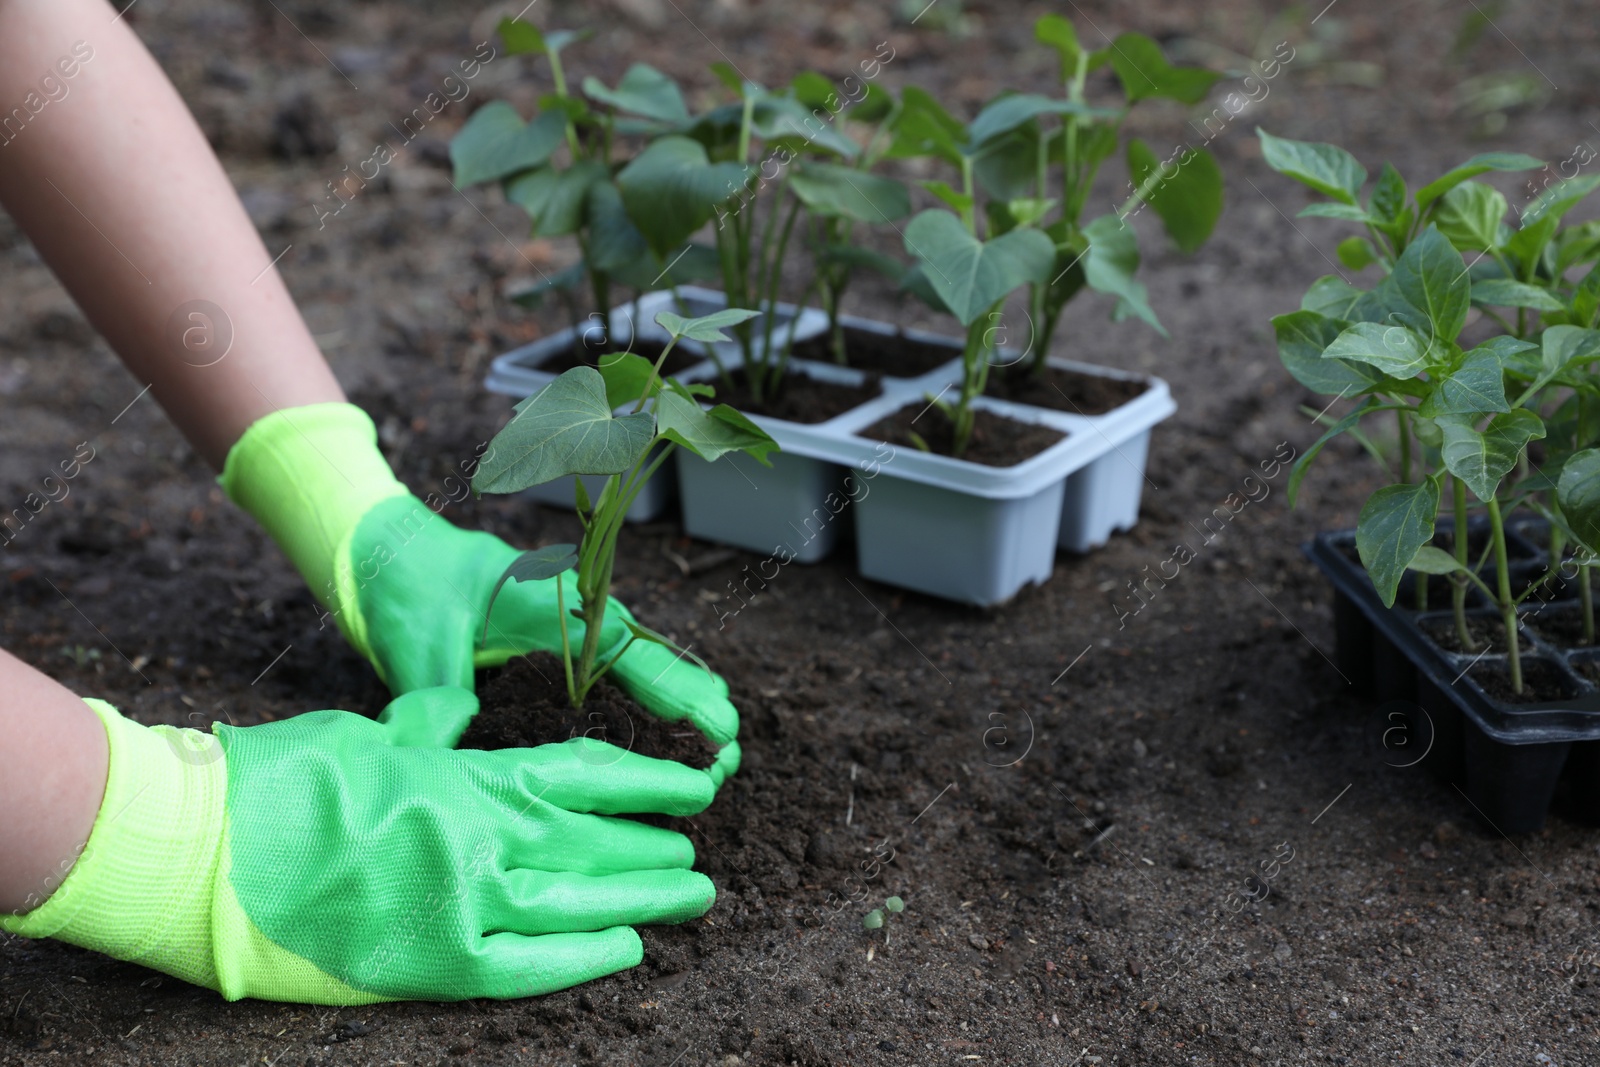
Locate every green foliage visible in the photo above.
<box><xmin>1262</xmin><ymin>132</ymin><xmax>1600</xmax><ymax>692</ymax></box>
<box><xmin>473</xmin><ymin>309</ymin><xmax>778</xmax><ymax>707</ymax></box>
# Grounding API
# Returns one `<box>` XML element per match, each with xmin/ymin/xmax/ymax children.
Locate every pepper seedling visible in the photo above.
<box><xmin>472</xmin><ymin>308</ymin><xmax>778</xmax><ymax>707</ymax></box>
<box><xmin>1262</xmin><ymin>129</ymin><xmax>1600</xmax><ymax>693</ymax></box>
<box><xmin>862</xmin><ymin>895</ymin><xmax>905</xmax><ymax>945</ymax></box>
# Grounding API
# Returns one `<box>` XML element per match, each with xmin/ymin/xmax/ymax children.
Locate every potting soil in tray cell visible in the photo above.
<box><xmin>1307</xmin><ymin>521</ymin><xmax>1600</xmax><ymax>833</ymax></box>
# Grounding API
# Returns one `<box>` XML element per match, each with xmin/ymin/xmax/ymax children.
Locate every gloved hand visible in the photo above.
<box><xmin>219</xmin><ymin>402</ymin><xmax>739</xmax><ymax>786</ymax></box>
<box><xmin>1</xmin><ymin>689</ymin><xmax>715</xmax><ymax>1004</ymax></box>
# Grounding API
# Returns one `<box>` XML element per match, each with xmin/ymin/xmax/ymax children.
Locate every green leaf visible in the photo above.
<box><xmin>967</xmin><ymin>94</ymin><xmax>1114</xmax><ymax>147</ymax></box>
<box><xmin>506</xmin><ymin>161</ymin><xmax>607</xmax><ymax>237</ymax></box>
<box><xmin>618</xmin><ymin>616</ymin><xmax>713</xmax><ymax>676</ymax></box>
<box><xmin>610</xmin><ymin>243</ymin><xmax>721</xmax><ymax>290</ymax></box>
<box><xmin>472</xmin><ymin>367</ymin><xmax>656</xmax><ymax>494</ymax></box>
<box><xmin>1571</xmin><ymin>263</ymin><xmax>1600</xmax><ymax>328</ymax></box>
<box><xmin>902</xmin><ymin>210</ymin><xmax>1056</xmax><ymax>326</ymax></box>
<box><xmin>1418</xmin><ymin>343</ymin><xmax>1511</xmax><ymax>417</ymax></box>
<box><xmin>1300</xmin><ymin>276</ymin><xmax>1367</xmax><ymax>318</ymax></box>
<box><xmin>972</xmin><ymin>128</ymin><xmax>1041</xmax><ymax>202</ymax></box>
<box><xmin>596</xmin><ymin>351</ymin><xmax>663</xmax><ymax>410</ymax></box>
<box><xmin>863</xmin><ymin>910</ymin><xmax>884</xmax><ymax>930</ymax></box>
<box><xmin>1415</xmin><ymin>151</ymin><xmax>1544</xmax><ymax>207</ymax></box>
<box><xmin>617</xmin><ymin>136</ymin><xmax>750</xmax><ymax>257</ymax></box>
<box><xmin>1256</xmin><ymin>128</ymin><xmax>1367</xmax><ymax>205</ymax></box>
<box><xmin>1081</xmin><ymin>214</ymin><xmax>1165</xmax><ymax>336</ymax></box>
<box><xmin>1520</xmin><ymin>174</ymin><xmax>1600</xmax><ymax>228</ymax></box>
<box><xmin>1034</xmin><ymin>14</ymin><xmax>1083</xmax><ymax>81</ymax></box>
<box><xmin>654</xmin><ymin>307</ymin><xmax>761</xmax><ymax>343</ymax></box>
<box><xmin>582</xmin><ymin>63</ymin><xmax>690</xmax><ymax>125</ymax></box>
<box><xmin>747</xmin><ymin>94</ymin><xmax>861</xmax><ymax>159</ymax></box>
<box><xmin>1438</xmin><ymin>409</ymin><xmax>1545</xmax><ymax>501</ymax></box>
<box><xmin>655</xmin><ymin>391</ymin><xmax>779</xmax><ymax>465</ymax></box>
<box><xmin>1558</xmin><ymin>448</ymin><xmax>1600</xmax><ymax>552</ymax></box>
<box><xmin>789</xmin><ymin>162</ymin><xmax>910</xmax><ymax>222</ymax></box>
<box><xmin>1296</xmin><ymin>203</ymin><xmax>1374</xmax><ymax>222</ymax></box>
<box><xmin>1357</xmin><ymin>480</ymin><xmax>1442</xmax><ymax>607</ymax></box>
<box><xmin>1288</xmin><ymin>398</ymin><xmax>1381</xmax><ymax>507</ymax></box>
<box><xmin>1107</xmin><ymin>33</ymin><xmax>1221</xmax><ymax>104</ymax></box>
<box><xmin>1322</xmin><ymin>322</ymin><xmax>1434</xmax><ymax>378</ymax></box>
<box><xmin>585</xmin><ymin>180</ymin><xmax>650</xmax><ymax>273</ymax></box>
<box><xmin>1338</xmin><ymin>236</ymin><xmax>1378</xmax><ymax>271</ymax></box>
<box><xmin>1407</xmin><ymin>545</ymin><xmax>1469</xmax><ymax>576</ymax></box>
<box><xmin>885</xmin><ymin>896</ymin><xmax>905</xmax><ymax>912</ymax></box>
<box><xmin>885</xmin><ymin>88</ymin><xmax>968</xmax><ymax>165</ymax></box>
<box><xmin>496</xmin><ymin>20</ymin><xmax>590</xmax><ymax>57</ymax></box>
<box><xmin>1433</xmin><ymin>181</ymin><xmax>1508</xmax><ymax>253</ymax></box>
<box><xmin>921</xmin><ymin>179</ymin><xmax>974</xmax><ymax>216</ymax></box>
<box><xmin>1538</xmin><ymin>324</ymin><xmax>1600</xmax><ymax>385</ymax></box>
<box><xmin>482</xmin><ymin>543</ymin><xmax>580</xmax><ymax>644</ymax></box>
<box><xmin>1271</xmin><ymin>310</ymin><xmax>1382</xmax><ymax>396</ymax></box>
<box><xmin>1126</xmin><ymin>140</ymin><xmax>1223</xmax><ymax>255</ymax></box>
<box><xmin>450</xmin><ymin>104</ymin><xmax>566</xmax><ymax>186</ymax></box>
<box><xmin>1368</xmin><ymin>163</ymin><xmax>1408</xmax><ymax>229</ymax></box>
<box><xmin>1470</xmin><ymin>278</ymin><xmax>1566</xmax><ymax>312</ymax></box>
<box><xmin>1386</xmin><ymin>225</ymin><xmax>1470</xmax><ymax>343</ymax></box>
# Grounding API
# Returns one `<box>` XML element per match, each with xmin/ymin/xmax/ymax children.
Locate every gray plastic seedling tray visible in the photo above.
<box><xmin>675</xmin><ymin>360</ymin><xmax>869</xmax><ymax>563</ymax></box>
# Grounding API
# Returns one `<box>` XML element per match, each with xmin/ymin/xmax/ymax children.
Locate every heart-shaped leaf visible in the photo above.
<box><xmin>902</xmin><ymin>210</ymin><xmax>1055</xmax><ymax>326</ymax></box>
<box><xmin>582</xmin><ymin>63</ymin><xmax>690</xmax><ymax>125</ymax></box>
<box><xmin>506</xmin><ymin>160</ymin><xmax>607</xmax><ymax>237</ymax></box>
<box><xmin>497</xmin><ymin>20</ymin><xmax>591</xmax><ymax>57</ymax></box>
<box><xmin>789</xmin><ymin>162</ymin><xmax>910</xmax><ymax>223</ymax></box>
<box><xmin>1438</xmin><ymin>409</ymin><xmax>1545</xmax><ymax>501</ymax></box>
<box><xmin>450</xmin><ymin>104</ymin><xmax>566</xmax><ymax>186</ymax></box>
<box><xmin>1108</xmin><ymin>33</ymin><xmax>1221</xmax><ymax>104</ymax></box>
<box><xmin>617</xmin><ymin>136</ymin><xmax>751</xmax><ymax>257</ymax></box>
<box><xmin>1357</xmin><ymin>480</ymin><xmax>1442</xmax><ymax>608</ymax></box>
<box><xmin>1080</xmin><ymin>214</ymin><xmax>1164</xmax><ymax>335</ymax></box>
<box><xmin>473</xmin><ymin>367</ymin><xmax>656</xmax><ymax>494</ymax></box>
<box><xmin>1035</xmin><ymin>14</ymin><xmax>1084</xmax><ymax>81</ymax></box>
<box><xmin>1256</xmin><ymin>128</ymin><xmax>1367</xmax><ymax>205</ymax></box>
<box><xmin>1126</xmin><ymin>139</ymin><xmax>1223</xmax><ymax>255</ymax></box>
<box><xmin>655</xmin><ymin>390</ymin><xmax>778</xmax><ymax>465</ymax></box>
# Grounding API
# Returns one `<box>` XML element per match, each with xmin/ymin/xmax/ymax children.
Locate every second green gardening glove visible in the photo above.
<box><xmin>219</xmin><ymin>403</ymin><xmax>739</xmax><ymax>785</ymax></box>
<box><xmin>2</xmin><ymin>689</ymin><xmax>715</xmax><ymax>1003</ymax></box>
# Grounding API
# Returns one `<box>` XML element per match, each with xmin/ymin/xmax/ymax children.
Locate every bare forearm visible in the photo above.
<box><xmin>0</xmin><ymin>0</ymin><xmax>344</xmax><ymax>467</ymax></box>
<box><xmin>0</xmin><ymin>648</ymin><xmax>107</xmax><ymax>913</ymax></box>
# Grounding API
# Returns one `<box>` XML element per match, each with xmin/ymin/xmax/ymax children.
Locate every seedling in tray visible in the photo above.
<box><xmin>472</xmin><ymin>308</ymin><xmax>779</xmax><ymax>707</ymax></box>
<box><xmin>1262</xmin><ymin>128</ymin><xmax>1600</xmax><ymax>694</ymax></box>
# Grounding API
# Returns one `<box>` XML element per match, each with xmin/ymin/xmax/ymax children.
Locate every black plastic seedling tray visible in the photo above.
<box><xmin>1306</xmin><ymin>518</ymin><xmax>1600</xmax><ymax>833</ymax></box>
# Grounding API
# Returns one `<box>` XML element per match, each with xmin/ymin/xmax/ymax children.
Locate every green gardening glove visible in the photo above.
<box><xmin>219</xmin><ymin>403</ymin><xmax>739</xmax><ymax>786</ymax></box>
<box><xmin>2</xmin><ymin>689</ymin><xmax>716</xmax><ymax>1003</ymax></box>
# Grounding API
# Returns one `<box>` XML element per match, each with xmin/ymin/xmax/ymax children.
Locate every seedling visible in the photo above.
<box><xmin>862</xmin><ymin>895</ymin><xmax>905</xmax><ymax>945</ymax></box>
<box><xmin>1262</xmin><ymin>129</ymin><xmax>1600</xmax><ymax>693</ymax></box>
<box><xmin>450</xmin><ymin>19</ymin><xmax>719</xmax><ymax>341</ymax></box>
<box><xmin>472</xmin><ymin>308</ymin><xmax>778</xmax><ymax>707</ymax></box>
<box><xmin>874</xmin><ymin>18</ymin><xmax>1222</xmax><ymax>388</ymax></box>
<box><xmin>616</xmin><ymin>69</ymin><xmax>863</xmax><ymax>403</ymax></box>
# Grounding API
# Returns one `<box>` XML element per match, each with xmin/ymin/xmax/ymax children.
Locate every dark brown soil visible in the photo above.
<box><xmin>1523</xmin><ymin>601</ymin><xmax>1600</xmax><ymax>650</ymax></box>
<box><xmin>1467</xmin><ymin>658</ymin><xmax>1579</xmax><ymax>705</ymax></box>
<box><xmin>7</xmin><ymin>2</ymin><xmax>1600</xmax><ymax>1067</ymax></box>
<box><xmin>987</xmin><ymin>365</ymin><xmax>1150</xmax><ymax>416</ymax></box>
<box><xmin>863</xmin><ymin>402</ymin><xmax>1064</xmax><ymax>467</ymax></box>
<box><xmin>793</xmin><ymin>325</ymin><xmax>961</xmax><ymax>378</ymax></box>
<box><xmin>460</xmin><ymin>653</ymin><xmax>719</xmax><ymax>770</ymax></box>
<box><xmin>713</xmin><ymin>366</ymin><xmax>881</xmax><ymax>424</ymax></box>
<box><xmin>1573</xmin><ymin>657</ymin><xmax>1600</xmax><ymax>687</ymax></box>
<box><xmin>539</xmin><ymin>337</ymin><xmax>703</xmax><ymax>378</ymax></box>
<box><xmin>1420</xmin><ymin>614</ymin><xmax>1533</xmax><ymax>655</ymax></box>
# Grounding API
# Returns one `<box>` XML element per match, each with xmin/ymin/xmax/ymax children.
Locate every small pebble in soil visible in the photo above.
<box><xmin>968</xmin><ymin>934</ymin><xmax>990</xmax><ymax>951</ymax></box>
